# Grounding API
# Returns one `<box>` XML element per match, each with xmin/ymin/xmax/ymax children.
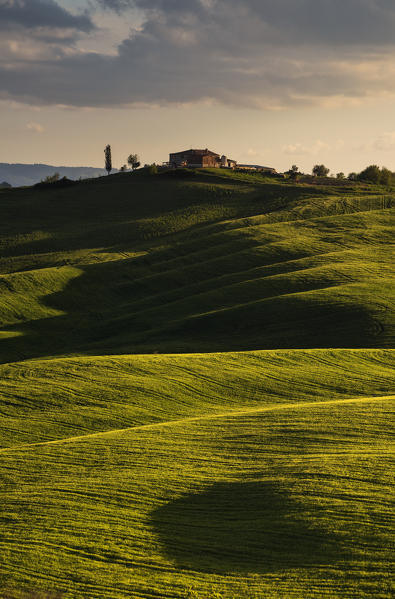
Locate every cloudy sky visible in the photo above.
<box><xmin>2</xmin><ymin>0</ymin><xmax>395</xmax><ymax>172</ymax></box>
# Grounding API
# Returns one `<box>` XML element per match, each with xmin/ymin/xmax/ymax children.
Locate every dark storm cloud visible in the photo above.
<box><xmin>0</xmin><ymin>0</ymin><xmax>94</xmax><ymax>31</ymax></box>
<box><xmin>1</xmin><ymin>0</ymin><xmax>395</xmax><ymax>107</ymax></box>
<box><xmin>96</xmin><ymin>0</ymin><xmax>395</xmax><ymax>44</ymax></box>
<box><xmin>244</xmin><ymin>0</ymin><xmax>395</xmax><ymax>44</ymax></box>
<box><xmin>162</xmin><ymin>0</ymin><xmax>395</xmax><ymax>44</ymax></box>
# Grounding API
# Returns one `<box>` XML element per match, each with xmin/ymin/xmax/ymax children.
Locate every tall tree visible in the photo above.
<box><xmin>104</xmin><ymin>145</ymin><xmax>112</xmax><ymax>175</ymax></box>
<box><xmin>127</xmin><ymin>154</ymin><xmax>140</xmax><ymax>171</ymax></box>
<box><xmin>42</xmin><ymin>173</ymin><xmax>60</xmax><ymax>183</ymax></box>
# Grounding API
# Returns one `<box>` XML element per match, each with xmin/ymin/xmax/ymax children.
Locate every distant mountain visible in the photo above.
<box><xmin>0</xmin><ymin>163</ymin><xmax>114</xmax><ymax>187</ymax></box>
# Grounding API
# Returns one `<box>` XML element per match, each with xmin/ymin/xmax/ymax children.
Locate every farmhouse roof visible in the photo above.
<box><xmin>171</xmin><ymin>148</ymin><xmax>220</xmax><ymax>157</ymax></box>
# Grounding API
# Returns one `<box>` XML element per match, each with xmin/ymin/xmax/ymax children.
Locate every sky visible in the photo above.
<box><xmin>2</xmin><ymin>0</ymin><xmax>395</xmax><ymax>174</ymax></box>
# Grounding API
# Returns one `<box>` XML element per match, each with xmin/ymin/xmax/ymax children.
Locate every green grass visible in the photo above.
<box><xmin>0</xmin><ymin>348</ymin><xmax>393</xmax><ymax>449</ymax></box>
<box><xmin>0</xmin><ymin>169</ymin><xmax>393</xmax><ymax>598</ymax></box>
<box><xmin>1</xmin><ymin>388</ymin><xmax>393</xmax><ymax>598</ymax></box>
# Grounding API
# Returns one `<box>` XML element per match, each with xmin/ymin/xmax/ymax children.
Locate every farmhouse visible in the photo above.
<box><xmin>169</xmin><ymin>149</ymin><xmax>237</xmax><ymax>169</ymax></box>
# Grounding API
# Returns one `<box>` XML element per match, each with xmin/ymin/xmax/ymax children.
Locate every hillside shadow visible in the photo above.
<box><xmin>150</xmin><ymin>481</ymin><xmax>347</xmax><ymax>574</ymax></box>
<box><xmin>0</xmin><ymin>174</ymin><xmax>325</xmax><ymax>263</ymax></box>
<box><xmin>0</xmin><ymin>175</ymin><xmax>387</xmax><ymax>363</ymax></box>
<box><xmin>0</xmin><ymin>237</ymin><xmax>383</xmax><ymax>364</ymax></box>
<box><xmin>0</xmin><ymin>233</ymin><xmax>256</xmax><ymax>362</ymax></box>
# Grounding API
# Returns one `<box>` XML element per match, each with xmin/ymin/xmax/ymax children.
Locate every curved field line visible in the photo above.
<box><xmin>0</xmin><ymin>394</ymin><xmax>393</xmax><ymax>454</ymax></box>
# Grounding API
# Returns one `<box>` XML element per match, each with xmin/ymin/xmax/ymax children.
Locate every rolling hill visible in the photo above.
<box><xmin>0</xmin><ymin>169</ymin><xmax>393</xmax><ymax>598</ymax></box>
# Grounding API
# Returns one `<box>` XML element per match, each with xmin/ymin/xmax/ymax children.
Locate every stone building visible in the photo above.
<box><xmin>169</xmin><ymin>149</ymin><xmax>223</xmax><ymax>168</ymax></box>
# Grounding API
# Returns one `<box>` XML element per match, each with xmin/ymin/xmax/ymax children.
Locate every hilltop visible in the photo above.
<box><xmin>0</xmin><ymin>169</ymin><xmax>393</xmax><ymax>599</ymax></box>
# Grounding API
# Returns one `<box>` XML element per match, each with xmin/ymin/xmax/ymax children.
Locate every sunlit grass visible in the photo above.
<box><xmin>1</xmin><ymin>391</ymin><xmax>393</xmax><ymax>598</ymax></box>
<box><xmin>0</xmin><ymin>170</ymin><xmax>393</xmax><ymax>598</ymax></box>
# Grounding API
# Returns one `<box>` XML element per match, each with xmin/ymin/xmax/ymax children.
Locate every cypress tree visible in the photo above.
<box><xmin>104</xmin><ymin>144</ymin><xmax>112</xmax><ymax>175</ymax></box>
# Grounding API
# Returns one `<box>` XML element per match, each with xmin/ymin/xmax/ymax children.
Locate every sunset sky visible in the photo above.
<box><xmin>2</xmin><ymin>0</ymin><xmax>395</xmax><ymax>174</ymax></box>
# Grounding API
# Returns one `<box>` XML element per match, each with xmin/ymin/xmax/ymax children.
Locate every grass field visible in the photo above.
<box><xmin>0</xmin><ymin>169</ymin><xmax>393</xmax><ymax>598</ymax></box>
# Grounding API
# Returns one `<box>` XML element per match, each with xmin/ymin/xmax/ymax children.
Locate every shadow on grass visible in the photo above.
<box><xmin>0</xmin><ymin>274</ymin><xmax>380</xmax><ymax>364</ymax></box>
<box><xmin>0</xmin><ymin>240</ymin><xmax>382</xmax><ymax>364</ymax></box>
<box><xmin>150</xmin><ymin>481</ymin><xmax>347</xmax><ymax>574</ymax></box>
<box><xmin>0</xmin><ymin>172</ymin><xmax>324</xmax><ymax>261</ymax></box>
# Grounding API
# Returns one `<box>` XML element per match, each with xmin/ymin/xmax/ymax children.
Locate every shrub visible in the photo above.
<box><xmin>147</xmin><ymin>164</ymin><xmax>158</xmax><ymax>175</ymax></box>
<box><xmin>42</xmin><ymin>173</ymin><xmax>60</xmax><ymax>184</ymax></box>
<box><xmin>380</xmin><ymin>167</ymin><xmax>393</xmax><ymax>186</ymax></box>
<box><xmin>35</xmin><ymin>177</ymin><xmax>76</xmax><ymax>190</ymax></box>
<box><xmin>312</xmin><ymin>164</ymin><xmax>330</xmax><ymax>177</ymax></box>
<box><xmin>355</xmin><ymin>165</ymin><xmax>394</xmax><ymax>185</ymax></box>
<box><xmin>357</xmin><ymin>165</ymin><xmax>381</xmax><ymax>184</ymax></box>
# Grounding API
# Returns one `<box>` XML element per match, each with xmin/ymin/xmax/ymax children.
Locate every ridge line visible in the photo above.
<box><xmin>0</xmin><ymin>394</ymin><xmax>393</xmax><ymax>454</ymax></box>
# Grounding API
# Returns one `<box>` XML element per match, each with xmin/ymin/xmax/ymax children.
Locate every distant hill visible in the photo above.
<box><xmin>0</xmin><ymin>162</ymin><xmax>113</xmax><ymax>187</ymax></box>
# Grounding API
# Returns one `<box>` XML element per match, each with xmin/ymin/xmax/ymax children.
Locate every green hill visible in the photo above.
<box><xmin>0</xmin><ymin>170</ymin><xmax>393</xmax><ymax>598</ymax></box>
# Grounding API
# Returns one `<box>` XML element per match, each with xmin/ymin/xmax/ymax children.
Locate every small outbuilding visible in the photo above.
<box><xmin>237</xmin><ymin>164</ymin><xmax>277</xmax><ymax>173</ymax></box>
